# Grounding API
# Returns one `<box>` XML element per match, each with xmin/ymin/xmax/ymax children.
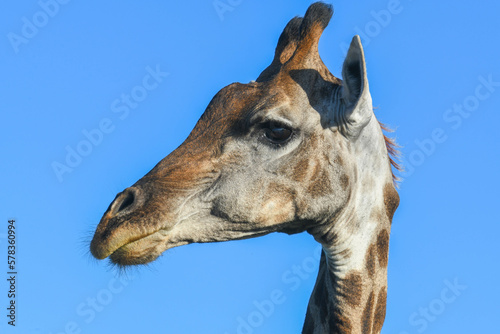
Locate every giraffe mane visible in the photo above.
<box><xmin>379</xmin><ymin>121</ymin><xmax>402</xmax><ymax>186</ymax></box>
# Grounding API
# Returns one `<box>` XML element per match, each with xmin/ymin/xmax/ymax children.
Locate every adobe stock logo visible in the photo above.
<box><xmin>7</xmin><ymin>0</ymin><xmax>71</xmax><ymax>54</ymax></box>
<box><xmin>49</xmin><ymin>275</ymin><xmax>135</xmax><ymax>334</ymax></box>
<box><xmin>51</xmin><ymin>65</ymin><xmax>169</xmax><ymax>183</ymax></box>
<box><xmin>225</xmin><ymin>246</ymin><xmax>322</xmax><ymax>334</ymax></box>
<box><xmin>401</xmin><ymin>74</ymin><xmax>499</xmax><ymax>177</ymax></box>
<box><xmin>213</xmin><ymin>0</ymin><xmax>243</xmax><ymax>21</ymax></box>
<box><xmin>339</xmin><ymin>0</ymin><xmax>404</xmax><ymax>55</ymax></box>
<box><xmin>399</xmin><ymin>278</ymin><xmax>467</xmax><ymax>334</ymax></box>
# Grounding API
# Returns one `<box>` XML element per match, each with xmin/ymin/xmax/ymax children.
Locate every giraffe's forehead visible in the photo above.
<box><xmin>190</xmin><ymin>79</ymin><xmax>321</xmax><ymax>145</ymax></box>
<box><xmin>192</xmin><ymin>83</ymin><xmax>263</xmax><ymax>136</ymax></box>
<box><xmin>190</xmin><ymin>82</ymin><xmax>281</xmax><ymax>140</ymax></box>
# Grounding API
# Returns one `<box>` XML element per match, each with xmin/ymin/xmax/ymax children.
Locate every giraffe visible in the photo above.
<box><xmin>90</xmin><ymin>2</ymin><xmax>400</xmax><ymax>333</ymax></box>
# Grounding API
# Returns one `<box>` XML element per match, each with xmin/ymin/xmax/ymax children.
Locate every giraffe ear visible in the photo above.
<box><xmin>339</xmin><ymin>35</ymin><xmax>373</xmax><ymax>138</ymax></box>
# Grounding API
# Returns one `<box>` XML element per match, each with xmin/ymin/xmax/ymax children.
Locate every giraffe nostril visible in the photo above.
<box><xmin>113</xmin><ymin>187</ymin><xmax>137</xmax><ymax>214</ymax></box>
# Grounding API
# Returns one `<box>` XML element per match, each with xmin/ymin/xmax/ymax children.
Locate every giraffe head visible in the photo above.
<box><xmin>90</xmin><ymin>2</ymin><xmax>398</xmax><ymax>266</ymax></box>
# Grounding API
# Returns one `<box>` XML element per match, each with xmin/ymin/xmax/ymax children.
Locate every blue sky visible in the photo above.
<box><xmin>1</xmin><ymin>0</ymin><xmax>499</xmax><ymax>333</ymax></box>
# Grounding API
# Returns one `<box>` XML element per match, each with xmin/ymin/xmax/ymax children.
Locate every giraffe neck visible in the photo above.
<box><xmin>303</xmin><ymin>121</ymin><xmax>397</xmax><ymax>333</ymax></box>
<box><xmin>302</xmin><ymin>224</ymin><xmax>389</xmax><ymax>334</ymax></box>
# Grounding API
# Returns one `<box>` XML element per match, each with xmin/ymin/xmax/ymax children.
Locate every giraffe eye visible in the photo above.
<box><xmin>263</xmin><ymin>121</ymin><xmax>293</xmax><ymax>144</ymax></box>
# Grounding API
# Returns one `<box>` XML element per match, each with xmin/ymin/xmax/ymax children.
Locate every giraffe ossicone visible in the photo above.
<box><xmin>90</xmin><ymin>2</ymin><xmax>400</xmax><ymax>333</ymax></box>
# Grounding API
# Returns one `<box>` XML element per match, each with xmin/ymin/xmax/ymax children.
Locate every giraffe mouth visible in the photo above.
<box><xmin>107</xmin><ymin>228</ymin><xmax>187</xmax><ymax>266</ymax></box>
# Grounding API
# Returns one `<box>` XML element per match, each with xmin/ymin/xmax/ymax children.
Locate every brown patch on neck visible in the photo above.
<box><xmin>303</xmin><ymin>253</ymin><xmax>358</xmax><ymax>334</ymax></box>
<box><xmin>376</xmin><ymin>230</ymin><xmax>390</xmax><ymax>268</ymax></box>
<box><xmin>330</xmin><ymin>314</ymin><xmax>353</xmax><ymax>334</ymax></box>
<box><xmin>383</xmin><ymin>183</ymin><xmax>400</xmax><ymax>223</ymax></box>
<box><xmin>372</xmin><ymin>287</ymin><xmax>387</xmax><ymax>333</ymax></box>
<box><xmin>337</xmin><ymin>272</ymin><xmax>363</xmax><ymax>307</ymax></box>
<box><xmin>361</xmin><ymin>292</ymin><xmax>375</xmax><ymax>334</ymax></box>
<box><xmin>365</xmin><ymin>244</ymin><xmax>376</xmax><ymax>278</ymax></box>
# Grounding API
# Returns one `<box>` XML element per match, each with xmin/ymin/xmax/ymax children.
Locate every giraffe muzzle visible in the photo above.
<box><xmin>90</xmin><ymin>186</ymin><xmax>164</xmax><ymax>261</ymax></box>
